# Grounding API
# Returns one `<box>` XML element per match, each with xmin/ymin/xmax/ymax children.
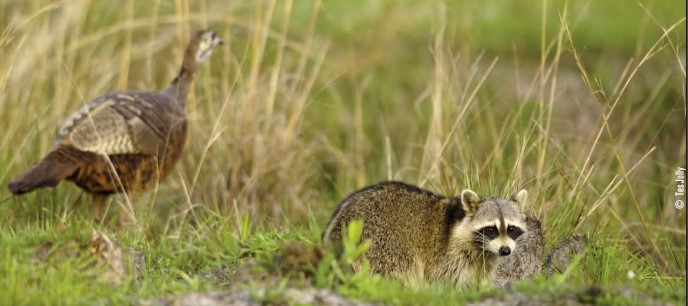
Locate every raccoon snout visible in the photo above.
<box><xmin>498</xmin><ymin>246</ymin><xmax>511</xmax><ymax>256</ymax></box>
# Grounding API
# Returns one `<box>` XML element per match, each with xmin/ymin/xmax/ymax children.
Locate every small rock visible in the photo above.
<box><xmin>543</xmin><ymin>234</ymin><xmax>587</xmax><ymax>277</ymax></box>
<box><xmin>90</xmin><ymin>230</ymin><xmax>126</xmax><ymax>284</ymax></box>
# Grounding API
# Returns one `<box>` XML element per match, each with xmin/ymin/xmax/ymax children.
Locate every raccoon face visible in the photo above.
<box><xmin>455</xmin><ymin>189</ymin><xmax>529</xmax><ymax>256</ymax></box>
<box><xmin>472</xmin><ymin>219</ymin><xmax>526</xmax><ymax>256</ymax></box>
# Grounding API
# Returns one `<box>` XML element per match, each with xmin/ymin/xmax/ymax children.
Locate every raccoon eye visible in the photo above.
<box><xmin>478</xmin><ymin>226</ymin><xmax>499</xmax><ymax>239</ymax></box>
<box><xmin>507</xmin><ymin>226</ymin><xmax>524</xmax><ymax>239</ymax></box>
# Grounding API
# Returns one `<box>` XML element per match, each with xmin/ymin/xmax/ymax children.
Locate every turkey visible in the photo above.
<box><xmin>8</xmin><ymin>29</ymin><xmax>223</xmax><ymax>220</ymax></box>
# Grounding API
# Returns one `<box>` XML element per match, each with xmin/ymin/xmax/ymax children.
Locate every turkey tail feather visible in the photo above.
<box><xmin>7</xmin><ymin>149</ymin><xmax>79</xmax><ymax>195</ymax></box>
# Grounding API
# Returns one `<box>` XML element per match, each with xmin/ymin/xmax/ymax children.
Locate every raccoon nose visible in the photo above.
<box><xmin>498</xmin><ymin>246</ymin><xmax>511</xmax><ymax>256</ymax></box>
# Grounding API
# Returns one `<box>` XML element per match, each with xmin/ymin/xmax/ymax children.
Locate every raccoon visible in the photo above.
<box><xmin>322</xmin><ymin>181</ymin><xmax>530</xmax><ymax>287</ymax></box>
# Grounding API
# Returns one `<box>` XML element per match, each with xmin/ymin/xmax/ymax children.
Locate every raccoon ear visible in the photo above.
<box><xmin>461</xmin><ymin>189</ymin><xmax>482</xmax><ymax>214</ymax></box>
<box><xmin>511</xmin><ymin>189</ymin><xmax>528</xmax><ymax>206</ymax></box>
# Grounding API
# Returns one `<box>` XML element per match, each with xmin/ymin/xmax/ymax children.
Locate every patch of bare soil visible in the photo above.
<box><xmin>468</xmin><ymin>286</ymin><xmax>679</xmax><ymax>306</ymax></box>
<box><xmin>142</xmin><ymin>288</ymin><xmax>370</xmax><ymax>306</ymax></box>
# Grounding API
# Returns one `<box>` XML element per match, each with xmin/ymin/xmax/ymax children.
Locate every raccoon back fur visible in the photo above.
<box><xmin>322</xmin><ymin>181</ymin><xmax>531</xmax><ymax>287</ymax></box>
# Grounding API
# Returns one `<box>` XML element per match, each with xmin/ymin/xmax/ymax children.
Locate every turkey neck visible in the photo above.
<box><xmin>161</xmin><ymin>42</ymin><xmax>201</xmax><ymax>108</ymax></box>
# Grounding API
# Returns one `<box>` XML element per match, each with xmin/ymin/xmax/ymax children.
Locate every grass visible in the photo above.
<box><xmin>0</xmin><ymin>0</ymin><xmax>685</xmax><ymax>305</ymax></box>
